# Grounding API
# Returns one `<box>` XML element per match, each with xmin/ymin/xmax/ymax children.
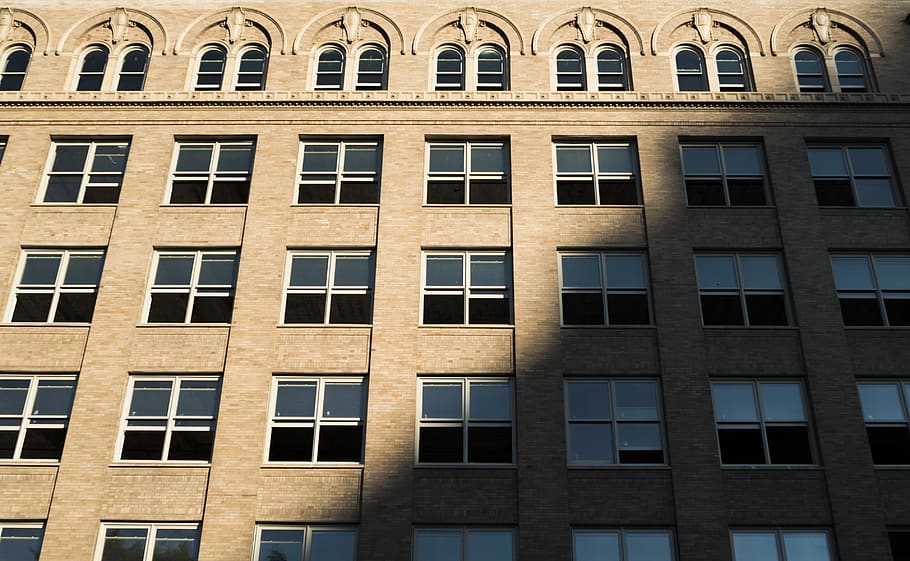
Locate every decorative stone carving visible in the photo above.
<box><xmin>0</xmin><ymin>8</ymin><xmax>20</xmax><ymax>43</ymax></box>
<box><xmin>106</xmin><ymin>7</ymin><xmax>135</xmax><ymax>44</ymax></box>
<box><xmin>341</xmin><ymin>7</ymin><xmax>362</xmax><ymax>44</ymax></box>
<box><xmin>223</xmin><ymin>6</ymin><xmax>249</xmax><ymax>43</ymax></box>
<box><xmin>458</xmin><ymin>7</ymin><xmax>479</xmax><ymax>43</ymax></box>
<box><xmin>575</xmin><ymin>7</ymin><xmax>596</xmax><ymax>43</ymax></box>
<box><xmin>811</xmin><ymin>8</ymin><xmax>833</xmax><ymax>44</ymax></box>
<box><xmin>693</xmin><ymin>8</ymin><xmax>713</xmax><ymax>43</ymax></box>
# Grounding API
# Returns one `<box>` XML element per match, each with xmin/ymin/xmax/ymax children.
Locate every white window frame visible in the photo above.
<box><xmin>295</xmin><ymin>139</ymin><xmax>381</xmax><ymax>205</ymax></box>
<box><xmin>572</xmin><ymin>528</ymin><xmax>677</xmax><ymax>561</ymax></box>
<box><xmin>194</xmin><ymin>44</ymin><xmax>228</xmax><ymax>91</ymax></box>
<box><xmin>0</xmin><ymin>374</ymin><xmax>76</xmax><ymax>462</ymax></box>
<box><xmin>416</xmin><ymin>377</ymin><xmax>515</xmax><ymax>465</ymax></box>
<box><xmin>557</xmin><ymin>251</ymin><xmax>652</xmax><ymax>327</ymax></box>
<box><xmin>729</xmin><ymin>529</ymin><xmax>834</xmax><ymax>561</ymax></box>
<box><xmin>0</xmin><ymin>522</ymin><xmax>44</xmax><ymax>556</ymax></box>
<box><xmin>424</xmin><ymin>140</ymin><xmax>510</xmax><ymax>205</ymax></box>
<box><xmin>94</xmin><ymin>523</ymin><xmax>200</xmax><ymax>561</ymax></box>
<box><xmin>673</xmin><ymin>45</ymin><xmax>708</xmax><ymax>92</ymax></box>
<box><xmin>832</xmin><ymin>47</ymin><xmax>869</xmax><ymax>92</ymax></box>
<box><xmin>420</xmin><ymin>250</ymin><xmax>513</xmax><ymax>326</ymax></box>
<box><xmin>433</xmin><ymin>46</ymin><xmax>466</xmax><ymax>91</ymax></box>
<box><xmin>281</xmin><ymin>250</ymin><xmax>375</xmax><ymax>325</ymax></box>
<box><xmin>354</xmin><ymin>45</ymin><xmax>387</xmax><ymax>91</ymax></box>
<box><xmin>166</xmin><ymin>140</ymin><xmax>255</xmax><ymax>205</ymax></box>
<box><xmin>552</xmin><ymin>141</ymin><xmax>640</xmax><ymax>205</ymax></box>
<box><xmin>713</xmin><ymin>46</ymin><xmax>751</xmax><ymax>92</ymax></box>
<box><xmin>413</xmin><ymin>527</ymin><xmax>516</xmax><ymax>561</ymax></box>
<box><xmin>694</xmin><ymin>253</ymin><xmax>792</xmax><ymax>327</ymax></box>
<box><xmin>142</xmin><ymin>249</ymin><xmax>239</xmax><ymax>324</ymax></box>
<box><xmin>555</xmin><ymin>44</ymin><xmax>586</xmax><ymax>91</ymax></box>
<box><xmin>115</xmin><ymin>375</ymin><xmax>220</xmax><ymax>463</ymax></box>
<box><xmin>792</xmin><ymin>47</ymin><xmax>829</xmax><ymax>93</ymax></box>
<box><xmin>5</xmin><ymin>249</ymin><xmax>105</xmax><ymax>324</ymax></box>
<box><xmin>0</xmin><ymin>44</ymin><xmax>32</xmax><ymax>91</ymax></box>
<box><xmin>265</xmin><ymin>376</ymin><xmax>366</xmax><ymax>465</ymax></box>
<box><xmin>73</xmin><ymin>45</ymin><xmax>110</xmax><ymax>91</ymax></box>
<box><xmin>38</xmin><ymin>140</ymin><xmax>130</xmax><ymax>204</ymax></box>
<box><xmin>475</xmin><ymin>45</ymin><xmax>507</xmax><ymax>91</ymax></box>
<box><xmin>314</xmin><ymin>45</ymin><xmax>346</xmax><ymax>90</ymax></box>
<box><xmin>594</xmin><ymin>45</ymin><xmax>630</xmax><ymax>91</ymax></box>
<box><xmin>233</xmin><ymin>44</ymin><xmax>269</xmax><ymax>91</ymax></box>
<box><xmin>252</xmin><ymin>525</ymin><xmax>358</xmax><ymax>561</ymax></box>
<box><xmin>114</xmin><ymin>45</ymin><xmax>150</xmax><ymax>91</ymax></box>
<box><xmin>679</xmin><ymin>141</ymin><xmax>769</xmax><ymax>206</ymax></box>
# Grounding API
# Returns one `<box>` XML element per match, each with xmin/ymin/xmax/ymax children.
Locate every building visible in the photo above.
<box><xmin>0</xmin><ymin>1</ymin><xmax>909</xmax><ymax>560</ymax></box>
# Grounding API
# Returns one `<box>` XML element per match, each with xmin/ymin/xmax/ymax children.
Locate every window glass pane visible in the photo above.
<box><xmin>258</xmin><ymin>529</ymin><xmax>304</xmax><ymax>561</ymax></box>
<box><xmin>176</xmin><ymin>381</ymin><xmax>218</xmax><ymax>417</ymax></box>
<box><xmin>873</xmin><ymin>257</ymin><xmax>910</xmax><ymax>290</ymax></box>
<box><xmin>21</xmin><ymin>254</ymin><xmax>61</xmax><ymax>285</ymax></box>
<box><xmin>722</xmin><ymin>146</ymin><xmax>762</xmax><ymax>175</ymax></box>
<box><xmin>597</xmin><ymin>146</ymin><xmax>632</xmax><ymax>174</ymax></box>
<box><xmin>343</xmin><ymin>145</ymin><xmax>377</xmax><ymax>172</ymax></box>
<box><xmin>831</xmin><ymin>257</ymin><xmax>875</xmax><ymax>290</ymax></box>
<box><xmin>731</xmin><ymin>533</ymin><xmax>780</xmax><ymax>561</ymax></box>
<box><xmin>322</xmin><ymin>382</ymin><xmax>363</xmax><ymax>418</ymax></box>
<box><xmin>605</xmin><ymin>255</ymin><xmax>646</xmax><ymax>288</ymax></box>
<box><xmin>176</xmin><ymin>145</ymin><xmax>213</xmax><ymax>172</ymax></box>
<box><xmin>568</xmin><ymin>423</ymin><xmax>613</xmax><ymax>463</ymax></box>
<box><xmin>153</xmin><ymin>529</ymin><xmax>198</xmax><ymax>561</ymax></box>
<box><xmin>556</xmin><ymin>146</ymin><xmax>592</xmax><ymax>173</ymax></box>
<box><xmin>155</xmin><ymin>255</ymin><xmax>195</xmax><ymax>285</ymax></box>
<box><xmin>848</xmin><ymin>147</ymin><xmax>888</xmax><ymax>176</ymax></box>
<box><xmin>0</xmin><ymin>527</ymin><xmax>43</xmax><ymax>561</ymax></box>
<box><xmin>275</xmin><ymin>381</ymin><xmax>317</xmax><ymax>418</ymax></box>
<box><xmin>575</xmin><ymin>532</ymin><xmax>620</xmax><ymax>561</ymax></box>
<box><xmin>216</xmin><ymin>144</ymin><xmax>253</xmax><ymax>173</ymax></box>
<box><xmin>334</xmin><ymin>256</ymin><xmax>371</xmax><ymax>287</ymax></box>
<box><xmin>471</xmin><ymin>145</ymin><xmax>505</xmax><ymax>173</ymax></box>
<box><xmin>561</xmin><ymin>256</ymin><xmax>601</xmax><ymax>289</ymax></box>
<box><xmin>81</xmin><ymin>49</ymin><xmax>108</xmax><ymax>72</ymax></box>
<box><xmin>782</xmin><ymin>533</ymin><xmax>831</xmax><ymax>561</ymax></box>
<box><xmin>471</xmin><ymin>255</ymin><xmax>507</xmax><ymax>287</ymax></box>
<box><xmin>429</xmin><ymin>146</ymin><xmax>464</xmax><ymax>173</ymax></box>
<box><xmin>422</xmin><ymin>383</ymin><xmax>462</xmax><ymax>419</ymax></box>
<box><xmin>759</xmin><ymin>383</ymin><xmax>806</xmax><ymax>421</ymax></box>
<box><xmin>626</xmin><ymin>532</ymin><xmax>673</xmax><ymax>561</ymax></box>
<box><xmin>808</xmin><ymin>148</ymin><xmax>848</xmax><ymax>177</ymax></box>
<box><xmin>198</xmin><ymin>254</ymin><xmax>235</xmax><ymax>285</ymax></box>
<box><xmin>426</xmin><ymin>256</ymin><xmax>463</xmax><ymax>287</ymax></box>
<box><xmin>469</xmin><ymin>382</ymin><xmax>511</xmax><ymax>420</ymax></box>
<box><xmin>302</xmin><ymin>145</ymin><xmax>339</xmax><ymax>173</ymax></box>
<box><xmin>858</xmin><ymin>384</ymin><xmax>906</xmax><ymax>421</ymax></box>
<box><xmin>682</xmin><ymin>146</ymin><xmax>720</xmax><ymax>175</ymax></box>
<box><xmin>617</xmin><ymin>423</ymin><xmax>661</xmax><ymax>451</ymax></box>
<box><xmin>676</xmin><ymin>49</ymin><xmax>703</xmax><ymax>72</ymax></box>
<box><xmin>102</xmin><ymin>528</ymin><xmax>148</xmax><ymax>561</ymax></box>
<box><xmin>854</xmin><ymin>179</ymin><xmax>895</xmax><ymax>207</ymax></box>
<box><xmin>121</xmin><ymin>48</ymin><xmax>148</xmax><ymax>73</ymax></box>
<box><xmin>415</xmin><ymin>530</ymin><xmax>461</xmax><ymax>561</ymax></box>
<box><xmin>129</xmin><ymin>381</ymin><xmax>172</xmax><ymax>416</ymax></box>
<box><xmin>290</xmin><ymin>256</ymin><xmax>329</xmax><ymax>287</ymax></box>
<box><xmin>52</xmin><ymin>144</ymin><xmax>89</xmax><ymax>172</ymax></box>
<box><xmin>739</xmin><ymin>256</ymin><xmax>782</xmax><ymax>290</ymax></box>
<box><xmin>63</xmin><ymin>254</ymin><xmax>103</xmax><ymax>285</ymax></box>
<box><xmin>696</xmin><ymin>256</ymin><xmax>738</xmax><ymax>289</ymax></box>
<box><xmin>712</xmin><ymin>383</ymin><xmax>758</xmax><ymax>421</ymax></box>
<box><xmin>615</xmin><ymin>382</ymin><xmax>658</xmax><ymax>420</ymax></box>
<box><xmin>32</xmin><ymin>379</ymin><xmax>76</xmax><ymax>415</ymax></box>
<box><xmin>310</xmin><ymin>530</ymin><xmax>357</xmax><ymax>561</ymax></box>
<box><xmin>0</xmin><ymin>379</ymin><xmax>29</xmax><ymax>415</ymax></box>
<box><xmin>567</xmin><ymin>382</ymin><xmax>610</xmax><ymax>420</ymax></box>
<box><xmin>467</xmin><ymin>530</ymin><xmax>512</xmax><ymax>561</ymax></box>
<box><xmin>91</xmin><ymin>144</ymin><xmax>129</xmax><ymax>173</ymax></box>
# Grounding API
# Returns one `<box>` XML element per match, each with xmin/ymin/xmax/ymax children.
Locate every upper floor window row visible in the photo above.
<box><xmin>794</xmin><ymin>46</ymin><xmax>870</xmax><ymax>93</ymax></box>
<box><xmin>674</xmin><ymin>45</ymin><xmax>752</xmax><ymax>92</ymax></box>
<box><xmin>555</xmin><ymin>45</ymin><xmax>630</xmax><ymax>92</ymax></box>
<box><xmin>74</xmin><ymin>45</ymin><xmax>150</xmax><ymax>92</ymax></box>
<box><xmin>315</xmin><ymin>45</ymin><xmax>387</xmax><ymax>91</ymax></box>
<box><xmin>194</xmin><ymin>44</ymin><xmax>269</xmax><ymax>92</ymax></box>
<box><xmin>434</xmin><ymin>45</ymin><xmax>507</xmax><ymax>91</ymax></box>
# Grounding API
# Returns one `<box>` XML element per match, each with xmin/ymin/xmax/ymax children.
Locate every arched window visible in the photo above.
<box><xmin>476</xmin><ymin>47</ymin><xmax>506</xmax><ymax>91</ymax></box>
<box><xmin>794</xmin><ymin>48</ymin><xmax>828</xmax><ymax>92</ymax></box>
<box><xmin>355</xmin><ymin>47</ymin><xmax>386</xmax><ymax>90</ymax></box>
<box><xmin>675</xmin><ymin>47</ymin><xmax>707</xmax><ymax>91</ymax></box>
<box><xmin>76</xmin><ymin>46</ymin><xmax>109</xmax><ymax>91</ymax></box>
<box><xmin>555</xmin><ymin>46</ymin><xmax>585</xmax><ymax>91</ymax></box>
<box><xmin>315</xmin><ymin>47</ymin><xmax>345</xmax><ymax>90</ymax></box>
<box><xmin>116</xmin><ymin>46</ymin><xmax>150</xmax><ymax>91</ymax></box>
<box><xmin>596</xmin><ymin>47</ymin><xmax>628</xmax><ymax>91</ymax></box>
<box><xmin>435</xmin><ymin>48</ymin><xmax>464</xmax><ymax>90</ymax></box>
<box><xmin>195</xmin><ymin>46</ymin><xmax>227</xmax><ymax>91</ymax></box>
<box><xmin>0</xmin><ymin>46</ymin><xmax>31</xmax><ymax>91</ymax></box>
<box><xmin>715</xmin><ymin>48</ymin><xmax>749</xmax><ymax>91</ymax></box>
<box><xmin>834</xmin><ymin>49</ymin><xmax>867</xmax><ymax>92</ymax></box>
<box><xmin>236</xmin><ymin>46</ymin><xmax>268</xmax><ymax>91</ymax></box>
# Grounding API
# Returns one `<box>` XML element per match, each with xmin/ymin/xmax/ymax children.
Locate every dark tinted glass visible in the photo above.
<box><xmin>120</xmin><ymin>430</ymin><xmax>165</xmax><ymax>460</ymax></box>
<box><xmin>467</xmin><ymin>426</ymin><xmax>512</xmax><ymax>463</ymax></box>
<box><xmin>189</xmin><ymin>295</ymin><xmax>234</xmax><ymax>323</ymax></box>
<box><xmin>329</xmin><ymin>293</ymin><xmax>371</xmax><ymax>324</ymax></box>
<box><xmin>418</xmin><ymin>426</ymin><xmax>463</xmax><ymax>462</ymax></box>
<box><xmin>147</xmin><ymin>293</ymin><xmax>189</xmax><ymax>323</ymax></box>
<box><xmin>562</xmin><ymin>293</ymin><xmax>604</xmax><ymax>325</ymax></box>
<box><xmin>556</xmin><ymin>180</ymin><xmax>596</xmax><ymax>204</ymax></box>
<box><xmin>53</xmin><ymin>292</ymin><xmax>97</xmax><ymax>322</ymax></box>
<box><xmin>11</xmin><ymin>293</ymin><xmax>53</xmax><ymax>322</ymax></box>
<box><xmin>867</xmin><ymin>427</ymin><xmax>910</xmax><ymax>464</ymax></box>
<box><xmin>607</xmin><ymin>294</ymin><xmax>650</xmax><ymax>325</ymax></box>
<box><xmin>284</xmin><ymin>293</ymin><xmax>327</xmax><ymax>323</ymax></box>
<box><xmin>718</xmin><ymin>427</ymin><xmax>765</xmax><ymax>464</ymax></box>
<box><xmin>423</xmin><ymin>294</ymin><xmax>464</xmax><ymax>324</ymax></box>
<box><xmin>168</xmin><ymin>430</ymin><xmax>214</xmax><ymax>461</ymax></box>
<box><xmin>317</xmin><ymin>425</ymin><xmax>363</xmax><ymax>461</ymax></box>
<box><xmin>268</xmin><ymin>426</ymin><xmax>314</xmax><ymax>462</ymax></box>
<box><xmin>599</xmin><ymin>179</ymin><xmax>638</xmax><ymax>204</ymax></box>
<box><xmin>468</xmin><ymin>297</ymin><xmax>510</xmax><ymax>324</ymax></box>
<box><xmin>766</xmin><ymin>426</ymin><xmax>813</xmax><ymax>464</ymax></box>
<box><xmin>700</xmin><ymin>295</ymin><xmax>745</xmax><ymax>325</ymax></box>
<box><xmin>20</xmin><ymin>427</ymin><xmax>67</xmax><ymax>459</ymax></box>
<box><xmin>839</xmin><ymin>297</ymin><xmax>883</xmax><ymax>326</ymax></box>
<box><xmin>745</xmin><ymin>294</ymin><xmax>788</xmax><ymax>326</ymax></box>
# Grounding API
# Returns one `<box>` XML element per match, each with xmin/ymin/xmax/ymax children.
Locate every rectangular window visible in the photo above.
<box><xmin>0</xmin><ymin>375</ymin><xmax>76</xmax><ymax>461</ymax></box>
<box><xmin>426</xmin><ymin>141</ymin><xmax>509</xmax><ymax>204</ymax></box>
<box><xmin>282</xmin><ymin>251</ymin><xmax>374</xmax><ymax>325</ymax></box>
<box><xmin>0</xmin><ymin>523</ymin><xmax>44</xmax><ymax>561</ymax></box>
<box><xmin>422</xmin><ymin>251</ymin><xmax>512</xmax><ymax>325</ymax></box>
<box><xmin>681</xmin><ymin>142</ymin><xmax>768</xmax><ymax>206</ymax></box>
<box><xmin>117</xmin><ymin>376</ymin><xmax>220</xmax><ymax>462</ymax></box>
<box><xmin>565</xmin><ymin>379</ymin><xmax>665</xmax><ymax>465</ymax></box>
<box><xmin>559</xmin><ymin>252</ymin><xmax>651</xmax><ymax>326</ymax></box>
<box><xmin>297</xmin><ymin>140</ymin><xmax>381</xmax><ymax>204</ymax></box>
<box><xmin>97</xmin><ymin>523</ymin><xmax>199</xmax><ymax>561</ymax></box>
<box><xmin>40</xmin><ymin>140</ymin><xmax>129</xmax><ymax>204</ymax></box>
<box><xmin>417</xmin><ymin>377</ymin><xmax>514</xmax><ymax>464</ymax></box>
<box><xmin>831</xmin><ymin>254</ymin><xmax>910</xmax><ymax>326</ymax></box>
<box><xmin>808</xmin><ymin>144</ymin><xmax>898</xmax><ymax>207</ymax></box>
<box><xmin>712</xmin><ymin>381</ymin><xmax>815</xmax><ymax>465</ymax></box>
<box><xmin>857</xmin><ymin>381</ymin><xmax>910</xmax><ymax>465</ymax></box>
<box><xmin>414</xmin><ymin>528</ymin><xmax>515</xmax><ymax>561</ymax></box>
<box><xmin>573</xmin><ymin>529</ymin><xmax>675</xmax><ymax>561</ymax></box>
<box><xmin>7</xmin><ymin>249</ymin><xmax>105</xmax><ymax>323</ymax></box>
<box><xmin>254</xmin><ymin>525</ymin><xmax>358</xmax><ymax>561</ymax></box>
<box><xmin>167</xmin><ymin>140</ymin><xmax>255</xmax><ymax>204</ymax></box>
<box><xmin>144</xmin><ymin>250</ymin><xmax>238</xmax><ymax>324</ymax></box>
<box><xmin>267</xmin><ymin>377</ymin><xmax>366</xmax><ymax>463</ymax></box>
<box><xmin>730</xmin><ymin>529</ymin><xmax>833</xmax><ymax>561</ymax></box>
<box><xmin>554</xmin><ymin>141</ymin><xmax>640</xmax><ymax>205</ymax></box>
<box><xmin>695</xmin><ymin>254</ymin><xmax>792</xmax><ymax>326</ymax></box>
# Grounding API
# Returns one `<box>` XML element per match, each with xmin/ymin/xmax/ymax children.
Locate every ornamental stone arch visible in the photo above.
<box><xmin>770</xmin><ymin>7</ymin><xmax>883</xmax><ymax>57</ymax></box>
<box><xmin>412</xmin><ymin>7</ymin><xmax>526</xmax><ymax>55</ymax></box>
<box><xmin>294</xmin><ymin>6</ymin><xmax>404</xmax><ymax>55</ymax></box>
<box><xmin>174</xmin><ymin>6</ymin><xmax>286</xmax><ymax>55</ymax></box>
<box><xmin>650</xmin><ymin>7</ymin><xmax>764</xmax><ymax>56</ymax></box>
<box><xmin>0</xmin><ymin>7</ymin><xmax>50</xmax><ymax>55</ymax></box>
<box><xmin>531</xmin><ymin>7</ymin><xmax>644</xmax><ymax>56</ymax></box>
<box><xmin>55</xmin><ymin>7</ymin><xmax>166</xmax><ymax>55</ymax></box>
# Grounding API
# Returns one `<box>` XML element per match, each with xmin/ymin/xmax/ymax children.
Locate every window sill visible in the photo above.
<box><xmin>561</xmin><ymin>324</ymin><xmax>655</xmax><ymax>330</ymax></box>
<box><xmin>843</xmin><ymin>325</ymin><xmax>910</xmax><ymax>331</ymax></box>
<box><xmin>160</xmin><ymin>203</ymin><xmax>248</xmax><ymax>208</ymax></box>
<box><xmin>0</xmin><ymin>322</ymin><xmax>91</xmax><ymax>327</ymax></box>
<box><xmin>0</xmin><ymin>460</ymin><xmax>60</xmax><ymax>467</ymax></box>
<box><xmin>277</xmin><ymin>323</ymin><xmax>372</xmax><ymax>329</ymax></box>
<box><xmin>687</xmin><ymin>205</ymin><xmax>776</xmax><ymax>210</ymax></box>
<box><xmin>423</xmin><ymin>203</ymin><xmax>512</xmax><ymax>208</ymax></box>
<box><xmin>702</xmin><ymin>325</ymin><xmax>799</xmax><ymax>330</ymax></box>
<box><xmin>568</xmin><ymin>464</ymin><xmax>670</xmax><ymax>470</ymax></box>
<box><xmin>260</xmin><ymin>463</ymin><xmax>364</xmax><ymax>469</ymax></box>
<box><xmin>873</xmin><ymin>465</ymin><xmax>910</xmax><ymax>470</ymax></box>
<box><xmin>291</xmin><ymin>203</ymin><xmax>380</xmax><ymax>208</ymax></box>
<box><xmin>720</xmin><ymin>465</ymin><xmax>823</xmax><ymax>471</ymax></box>
<box><xmin>414</xmin><ymin>463</ymin><xmax>516</xmax><ymax>470</ymax></box>
<box><xmin>138</xmin><ymin>322</ymin><xmax>231</xmax><ymax>327</ymax></box>
<box><xmin>30</xmin><ymin>202</ymin><xmax>118</xmax><ymax>207</ymax></box>
<box><xmin>556</xmin><ymin>204</ymin><xmax>644</xmax><ymax>209</ymax></box>
<box><xmin>819</xmin><ymin>205</ymin><xmax>907</xmax><ymax>211</ymax></box>
<box><xmin>419</xmin><ymin>324</ymin><xmax>514</xmax><ymax>329</ymax></box>
<box><xmin>109</xmin><ymin>462</ymin><xmax>211</xmax><ymax>468</ymax></box>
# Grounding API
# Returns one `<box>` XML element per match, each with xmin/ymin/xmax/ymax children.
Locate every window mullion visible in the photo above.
<box><xmin>312</xmin><ymin>379</ymin><xmax>325</xmax><ymax>462</ymax></box>
<box><xmin>600</xmin><ymin>254</ymin><xmax>610</xmax><ymax>327</ymax></box>
<box><xmin>187</xmin><ymin>253</ymin><xmax>203</xmax><ymax>323</ymax></box>
<box><xmin>324</xmin><ymin>253</ymin><xmax>335</xmax><ymax>324</ymax></box>
<box><xmin>462</xmin><ymin>380</ymin><xmax>470</xmax><ymax>462</ymax></box>
<box><xmin>12</xmin><ymin>377</ymin><xmax>39</xmax><ymax>459</ymax></box>
<box><xmin>464</xmin><ymin>143</ymin><xmax>472</xmax><ymax>205</ymax></box>
<box><xmin>335</xmin><ymin>142</ymin><xmax>345</xmax><ymax>204</ymax></box>
<box><xmin>206</xmin><ymin>144</ymin><xmax>220</xmax><ymax>204</ymax></box>
<box><xmin>77</xmin><ymin>143</ymin><xmax>96</xmax><ymax>204</ymax></box>
<box><xmin>732</xmin><ymin>256</ymin><xmax>751</xmax><ymax>326</ymax></box>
